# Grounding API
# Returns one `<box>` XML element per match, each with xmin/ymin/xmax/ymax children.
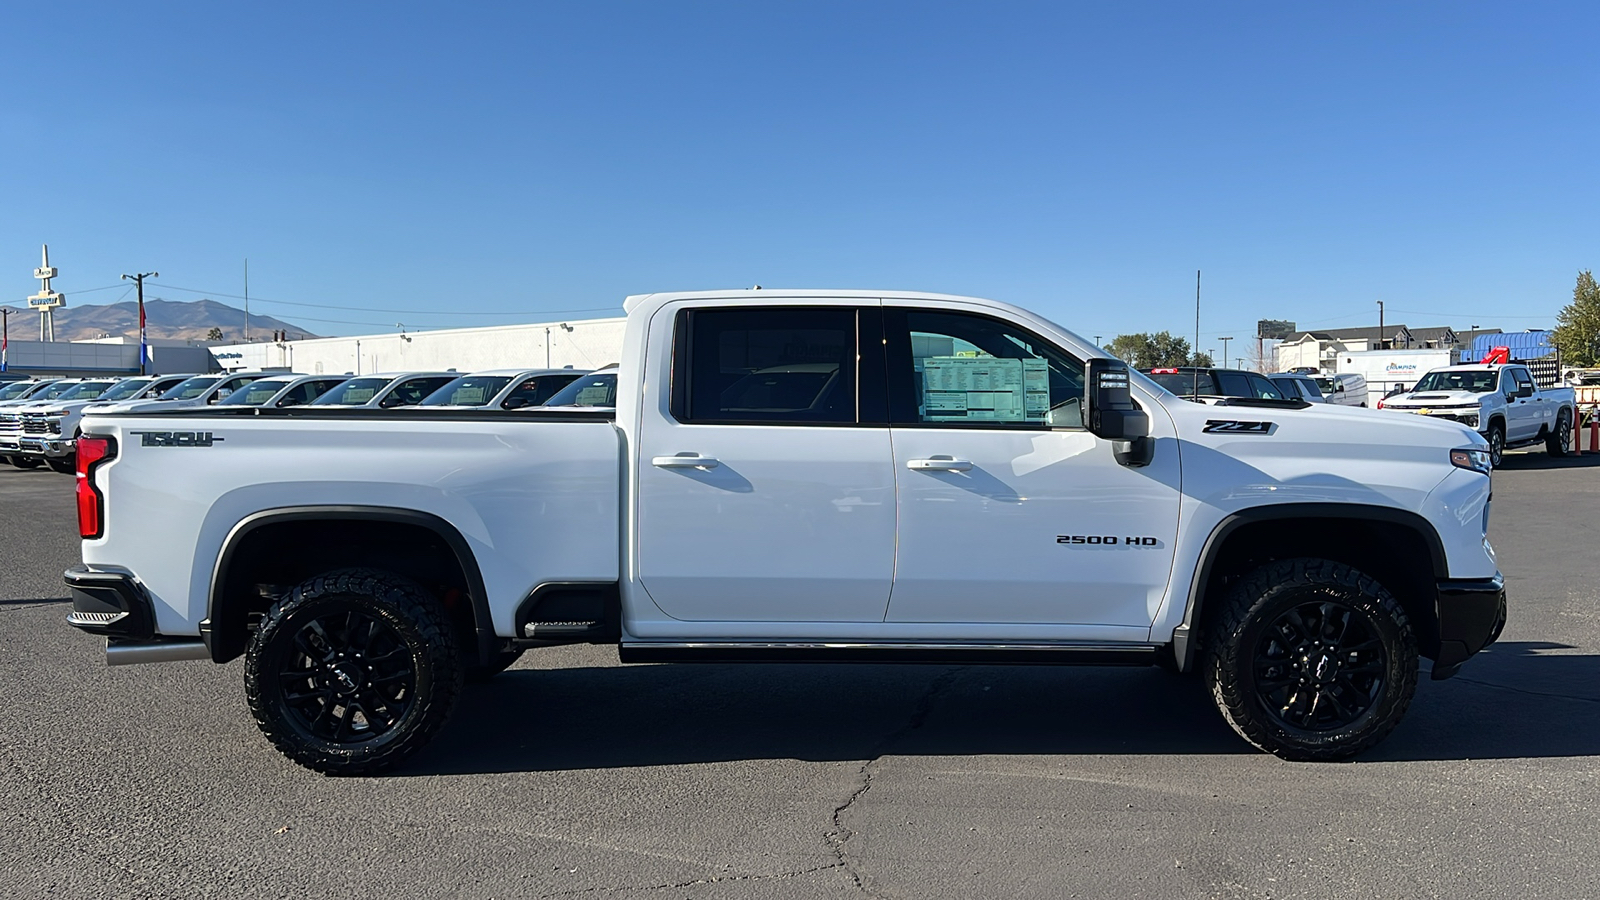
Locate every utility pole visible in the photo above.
<box><xmin>244</xmin><ymin>259</ymin><xmax>250</xmax><ymax>342</ymax></box>
<box><xmin>121</xmin><ymin>271</ymin><xmax>158</xmax><ymax>375</ymax></box>
<box><xmin>1377</xmin><ymin>300</ymin><xmax>1385</xmax><ymax>351</ymax></box>
<box><xmin>1219</xmin><ymin>336</ymin><xmax>1233</xmax><ymax>369</ymax></box>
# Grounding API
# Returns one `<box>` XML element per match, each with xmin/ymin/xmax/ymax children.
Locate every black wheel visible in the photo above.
<box><xmin>1203</xmin><ymin>558</ymin><xmax>1417</xmax><ymax>761</ymax></box>
<box><xmin>1546</xmin><ymin>409</ymin><xmax>1572</xmax><ymax>457</ymax></box>
<box><xmin>1487</xmin><ymin>421</ymin><xmax>1505</xmax><ymax>468</ymax></box>
<box><xmin>46</xmin><ymin>456</ymin><xmax>74</xmax><ymax>474</ymax></box>
<box><xmin>10</xmin><ymin>456</ymin><xmax>42</xmax><ymax>469</ymax></box>
<box><xmin>244</xmin><ymin>568</ymin><xmax>462</xmax><ymax>775</ymax></box>
<box><xmin>465</xmin><ymin>647</ymin><xmax>525</xmax><ymax>683</ymax></box>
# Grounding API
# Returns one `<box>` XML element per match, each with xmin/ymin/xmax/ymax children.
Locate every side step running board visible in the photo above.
<box><xmin>619</xmin><ymin>641</ymin><xmax>1162</xmax><ymax>666</ymax></box>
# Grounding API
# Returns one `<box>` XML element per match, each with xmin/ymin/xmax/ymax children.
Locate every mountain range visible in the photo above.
<box><xmin>0</xmin><ymin>298</ymin><xmax>317</xmax><ymax>343</ymax></box>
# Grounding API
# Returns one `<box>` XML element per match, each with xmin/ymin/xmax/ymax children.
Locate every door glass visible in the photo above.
<box><xmin>676</xmin><ymin>308</ymin><xmax>857</xmax><ymax>424</ymax></box>
<box><xmin>1216</xmin><ymin>371</ymin><xmax>1253</xmax><ymax>398</ymax></box>
<box><xmin>1246</xmin><ymin>374</ymin><xmax>1284</xmax><ymax>399</ymax></box>
<box><xmin>890</xmin><ymin>310</ymin><xmax>1084</xmax><ymax>428</ymax></box>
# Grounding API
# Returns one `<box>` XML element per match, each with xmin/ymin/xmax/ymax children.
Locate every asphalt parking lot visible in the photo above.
<box><xmin>2</xmin><ymin>451</ymin><xmax>1598</xmax><ymax>900</ymax></box>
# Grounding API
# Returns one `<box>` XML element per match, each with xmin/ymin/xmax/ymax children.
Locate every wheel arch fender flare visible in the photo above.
<box><xmin>206</xmin><ymin>505</ymin><xmax>495</xmax><ymax>666</ymax></box>
<box><xmin>1171</xmin><ymin>503</ymin><xmax>1448</xmax><ymax>673</ymax></box>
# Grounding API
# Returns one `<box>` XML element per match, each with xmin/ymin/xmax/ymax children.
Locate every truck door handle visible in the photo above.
<box><xmin>906</xmin><ymin>457</ymin><xmax>973</xmax><ymax>472</ymax></box>
<box><xmin>652</xmin><ymin>454</ymin><xmax>720</xmax><ymax>469</ymax></box>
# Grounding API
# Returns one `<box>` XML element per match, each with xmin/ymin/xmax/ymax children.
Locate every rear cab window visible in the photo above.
<box><xmin>670</xmin><ymin>307</ymin><xmax>866</xmax><ymax>425</ymax></box>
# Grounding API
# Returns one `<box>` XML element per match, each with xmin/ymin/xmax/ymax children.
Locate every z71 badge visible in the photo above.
<box><xmin>1202</xmin><ymin>420</ymin><xmax>1272</xmax><ymax>434</ymax></box>
<box><xmin>132</xmin><ymin>431</ymin><xmax>225</xmax><ymax>447</ymax></box>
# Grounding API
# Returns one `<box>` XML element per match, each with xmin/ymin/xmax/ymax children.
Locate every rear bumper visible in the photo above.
<box><xmin>1431</xmin><ymin>575</ymin><xmax>1506</xmax><ymax>680</ymax></box>
<box><xmin>63</xmin><ymin>565</ymin><xmax>155</xmax><ymax>639</ymax></box>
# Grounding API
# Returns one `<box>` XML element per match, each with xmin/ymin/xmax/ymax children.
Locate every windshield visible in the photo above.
<box><xmin>0</xmin><ymin>382</ymin><xmax>36</xmax><ymax>400</ymax></box>
<box><xmin>543</xmin><ymin>372</ymin><xmax>618</xmax><ymax>407</ymax></box>
<box><xmin>313</xmin><ymin>377</ymin><xmax>389</xmax><ymax>406</ymax></box>
<box><xmin>54</xmin><ymin>381</ymin><xmax>117</xmax><ymax>401</ymax></box>
<box><xmin>218</xmin><ymin>379</ymin><xmax>293</xmax><ymax>405</ymax></box>
<box><xmin>161</xmin><ymin>376</ymin><xmax>221</xmax><ymax>400</ymax></box>
<box><xmin>419</xmin><ymin>375</ymin><xmax>513</xmax><ymax>407</ymax></box>
<box><xmin>97</xmin><ymin>378</ymin><xmax>155</xmax><ymax>401</ymax></box>
<box><xmin>33</xmin><ymin>382</ymin><xmax>80</xmax><ymax>401</ymax></box>
<box><xmin>1413</xmin><ymin>370</ymin><xmax>1499</xmax><ymax>393</ymax></box>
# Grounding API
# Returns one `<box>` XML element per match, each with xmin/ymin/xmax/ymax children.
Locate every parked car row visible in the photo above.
<box><xmin>0</xmin><ymin>365</ymin><xmax>616</xmax><ymax>474</ymax></box>
<box><xmin>1146</xmin><ymin>362</ymin><xmax>1574</xmax><ymax>467</ymax></box>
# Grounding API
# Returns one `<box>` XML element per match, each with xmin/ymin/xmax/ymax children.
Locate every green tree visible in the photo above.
<box><xmin>206</xmin><ymin>327</ymin><xmax>224</xmax><ymax>341</ymax></box>
<box><xmin>1551</xmin><ymin>270</ymin><xmax>1600</xmax><ymax>367</ymax></box>
<box><xmin>1105</xmin><ymin>331</ymin><xmax>1212</xmax><ymax>368</ymax></box>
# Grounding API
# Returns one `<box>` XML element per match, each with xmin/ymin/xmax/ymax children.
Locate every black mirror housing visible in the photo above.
<box><xmin>1086</xmin><ymin>358</ymin><xmax>1150</xmax><ymax>441</ymax></box>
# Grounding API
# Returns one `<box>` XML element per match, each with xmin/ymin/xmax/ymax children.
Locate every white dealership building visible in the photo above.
<box><xmin>214</xmin><ymin>316</ymin><xmax>627</xmax><ymax>376</ymax></box>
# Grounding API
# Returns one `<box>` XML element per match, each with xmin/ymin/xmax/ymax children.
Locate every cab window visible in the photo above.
<box><xmin>885</xmin><ymin>309</ymin><xmax>1085</xmax><ymax>429</ymax></box>
<box><xmin>671</xmin><ymin>307</ymin><xmax>861</xmax><ymax>425</ymax></box>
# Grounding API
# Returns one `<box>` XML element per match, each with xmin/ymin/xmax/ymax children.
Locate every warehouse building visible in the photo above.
<box><xmin>214</xmin><ymin>316</ymin><xmax>627</xmax><ymax>376</ymax></box>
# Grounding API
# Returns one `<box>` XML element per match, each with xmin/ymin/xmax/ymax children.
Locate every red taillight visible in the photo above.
<box><xmin>1376</xmin><ymin>399</ymin><xmax>1385</xmax><ymax>409</ymax></box>
<box><xmin>76</xmin><ymin>435</ymin><xmax>116</xmax><ymax>539</ymax></box>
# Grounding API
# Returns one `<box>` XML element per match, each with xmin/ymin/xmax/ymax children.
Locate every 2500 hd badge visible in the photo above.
<box><xmin>1056</xmin><ymin>534</ymin><xmax>1161</xmax><ymax>546</ymax></box>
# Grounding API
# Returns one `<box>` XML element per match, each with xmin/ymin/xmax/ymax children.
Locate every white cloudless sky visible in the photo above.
<box><xmin>2</xmin><ymin>2</ymin><xmax>1596</xmax><ymax>346</ymax></box>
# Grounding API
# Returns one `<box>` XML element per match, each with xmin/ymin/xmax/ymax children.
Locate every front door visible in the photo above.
<box><xmin>882</xmin><ymin>306</ymin><xmax>1183</xmax><ymax>630</ymax></box>
<box><xmin>634</xmin><ymin>304</ymin><xmax>897</xmax><ymax>622</ymax></box>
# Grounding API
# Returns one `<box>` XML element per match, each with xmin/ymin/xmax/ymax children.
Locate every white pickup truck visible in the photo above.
<box><xmin>1379</xmin><ymin>363</ymin><xmax>1576</xmax><ymax>466</ymax></box>
<box><xmin>66</xmin><ymin>290</ymin><xmax>1506</xmax><ymax>774</ymax></box>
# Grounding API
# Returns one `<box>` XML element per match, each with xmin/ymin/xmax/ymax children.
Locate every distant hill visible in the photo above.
<box><xmin>0</xmin><ymin>298</ymin><xmax>317</xmax><ymax>343</ymax></box>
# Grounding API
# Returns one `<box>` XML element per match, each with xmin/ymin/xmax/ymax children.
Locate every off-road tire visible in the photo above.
<box><xmin>465</xmin><ymin>648</ymin><xmax>525</xmax><ymax>683</ymax></box>
<box><xmin>1202</xmin><ymin>558</ymin><xmax>1417</xmax><ymax>761</ymax></box>
<box><xmin>1546</xmin><ymin>409</ymin><xmax>1572</xmax><ymax>457</ymax></box>
<box><xmin>1487</xmin><ymin>421</ymin><xmax>1505</xmax><ymax>468</ymax></box>
<box><xmin>244</xmin><ymin>567</ymin><xmax>462</xmax><ymax>776</ymax></box>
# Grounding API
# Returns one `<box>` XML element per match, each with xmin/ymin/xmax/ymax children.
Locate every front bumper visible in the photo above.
<box><xmin>1431</xmin><ymin>575</ymin><xmax>1506</xmax><ymax>680</ymax></box>
<box><xmin>19</xmin><ymin>436</ymin><xmax>73</xmax><ymax>458</ymax></box>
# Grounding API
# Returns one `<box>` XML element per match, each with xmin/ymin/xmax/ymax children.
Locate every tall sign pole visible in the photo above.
<box><xmin>2</xmin><ymin>308</ymin><xmax>8</xmax><ymax>372</ymax></box>
<box><xmin>28</xmin><ymin>245</ymin><xmax>67</xmax><ymax>341</ymax></box>
<box><xmin>121</xmin><ymin>271</ymin><xmax>159</xmax><ymax>375</ymax></box>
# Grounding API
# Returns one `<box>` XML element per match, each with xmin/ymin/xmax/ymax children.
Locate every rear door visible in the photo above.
<box><xmin>634</xmin><ymin>303</ymin><xmax>897</xmax><ymax>622</ymax></box>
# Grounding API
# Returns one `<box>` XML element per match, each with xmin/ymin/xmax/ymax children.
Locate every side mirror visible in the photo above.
<box><xmin>502</xmin><ymin>395</ymin><xmax>530</xmax><ymax>410</ymax></box>
<box><xmin>1085</xmin><ymin>359</ymin><xmax>1153</xmax><ymax>467</ymax></box>
<box><xmin>1086</xmin><ymin>359</ymin><xmax>1148</xmax><ymax>440</ymax></box>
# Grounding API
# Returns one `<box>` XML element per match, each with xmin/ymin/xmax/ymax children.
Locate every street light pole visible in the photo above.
<box><xmin>1377</xmin><ymin>300</ymin><xmax>1385</xmax><ymax>351</ymax></box>
<box><xmin>1219</xmin><ymin>336</ymin><xmax>1233</xmax><ymax>369</ymax></box>
<box><xmin>120</xmin><ymin>271</ymin><xmax>158</xmax><ymax>375</ymax></box>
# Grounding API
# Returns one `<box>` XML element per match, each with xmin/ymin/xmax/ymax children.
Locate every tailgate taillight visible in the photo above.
<box><xmin>76</xmin><ymin>435</ymin><xmax>117</xmax><ymax>539</ymax></box>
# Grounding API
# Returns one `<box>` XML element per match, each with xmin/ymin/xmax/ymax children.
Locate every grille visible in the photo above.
<box><xmin>22</xmin><ymin>419</ymin><xmax>51</xmax><ymax>434</ymax></box>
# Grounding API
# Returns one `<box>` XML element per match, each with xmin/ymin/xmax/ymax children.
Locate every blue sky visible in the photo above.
<box><xmin>3</xmin><ymin>2</ymin><xmax>1596</xmax><ymax>350</ymax></box>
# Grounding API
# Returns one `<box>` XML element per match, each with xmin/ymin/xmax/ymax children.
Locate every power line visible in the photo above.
<box><xmin>144</xmin><ymin>281</ymin><xmax>618</xmax><ymax>317</ymax></box>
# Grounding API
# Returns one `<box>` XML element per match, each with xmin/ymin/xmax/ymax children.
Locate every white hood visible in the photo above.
<box><xmin>1383</xmin><ymin>390</ymin><xmax>1487</xmax><ymax>408</ymax></box>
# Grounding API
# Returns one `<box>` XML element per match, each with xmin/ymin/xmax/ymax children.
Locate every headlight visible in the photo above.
<box><xmin>1451</xmin><ymin>447</ymin><xmax>1492</xmax><ymax>475</ymax></box>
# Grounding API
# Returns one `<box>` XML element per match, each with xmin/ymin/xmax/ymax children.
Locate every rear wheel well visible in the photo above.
<box><xmin>209</xmin><ymin>516</ymin><xmax>486</xmax><ymax>665</ymax></box>
<box><xmin>1193</xmin><ymin>517</ymin><xmax>1442</xmax><ymax>662</ymax></box>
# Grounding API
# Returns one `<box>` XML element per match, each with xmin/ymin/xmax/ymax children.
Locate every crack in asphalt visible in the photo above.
<box><xmin>533</xmin><ymin>862</ymin><xmax>846</xmax><ymax>897</ymax></box>
<box><xmin>1449</xmin><ymin>674</ymin><xmax>1600</xmax><ymax>705</ymax></box>
<box><xmin>824</xmin><ymin>666</ymin><xmax>966</xmax><ymax>897</ymax></box>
